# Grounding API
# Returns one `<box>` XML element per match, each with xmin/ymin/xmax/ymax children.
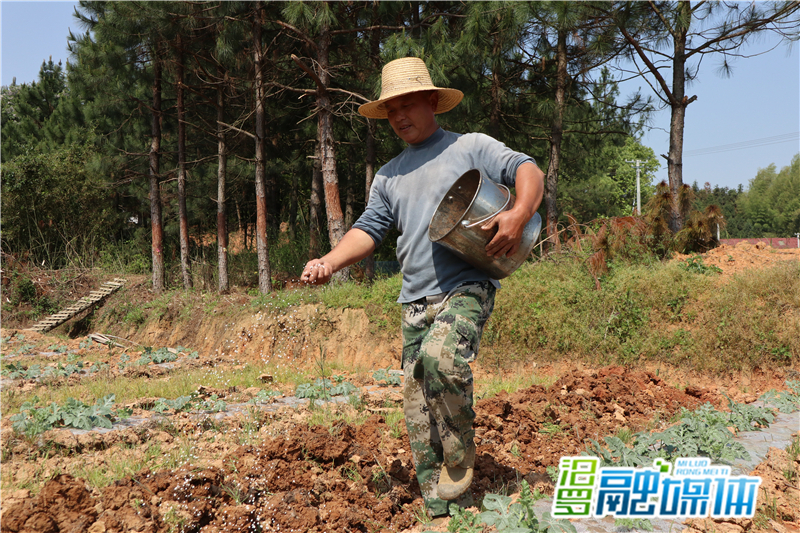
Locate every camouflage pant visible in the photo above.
<box><xmin>401</xmin><ymin>281</ymin><xmax>495</xmax><ymax>516</ymax></box>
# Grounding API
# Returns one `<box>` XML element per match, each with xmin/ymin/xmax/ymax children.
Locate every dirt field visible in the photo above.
<box><xmin>672</xmin><ymin>241</ymin><xmax>800</xmax><ymax>280</ymax></box>
<box><xmin>1</xmin><ymin>243</ymin><xmax>798</xmax><ymax>533</ymax></box>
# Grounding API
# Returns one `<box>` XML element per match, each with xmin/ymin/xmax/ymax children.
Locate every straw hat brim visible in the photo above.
<box><xmin>358</xmin><ymin>87</ymin><xmax>463</xmax><ymax>119</ymax></box>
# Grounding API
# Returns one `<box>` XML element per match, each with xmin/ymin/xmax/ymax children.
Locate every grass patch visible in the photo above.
<box><xmin>486</xmin><ymin>255</ymin><xmax>798</xmax><ymax>371</ymax></box>
<box><xmin>308</xmin><ymin>403</ymin><xmax>371</xmax><ymax>429</ymax></box>
<box><xmin>688</xmin><ymin>261</ymin><xmax>800</xmax><ymax>371</ymax></box>
<box><xmin>476</xmin><ymin>371</ymin><xmax>554</xmax><ymax>399</ymax></box>
<box><xmin>383</xmin><ymin>407</ymin><xmax>405</xmax><ymax>439</ymax></box>
<box><xmin>71</xmin><ymin>443</ymin><xmax>165</xmax><ymax>489</ymax></box>
<box><xmin>1</xmin><ymin>363</ymin><xmax>310</xmax><ymax>413</ymax></box>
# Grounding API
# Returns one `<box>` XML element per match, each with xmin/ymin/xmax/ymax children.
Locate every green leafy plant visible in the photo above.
<box><xmin>584</xmin><ymin>397</ymin><xmax>777</xmax><ymax>467</ymax></box>
<box><xmin>539</xmin><ymin>422</ymin><xmax>564</xmax><ymax>437</ymax></box>
<box><xmin>435</xmin><ymin>481</ymin><xmax>576</xmax><ymax>533</ymax></box>
<box><xmin>373</xmin><ymin>368</ymin><xmax>402</xmax><ymax>387</ymax></box>
<box><xmin>614</xmin><ymin>518</ymin><xmax>654</xmax><ymax>531</ymax></box>
<box><xmin>295</xmin><ymin>377</ymin><xmax>358</xmax><ymax>401</ymax></box>
<box><xmin>546</xmin><ymin>466</ymin><xmax>559</xmax><ymax>484</ymax></box>
<box><xmin>538</xmin><ymin>512</ymin><xmax>578</xmax><ymax>533</ymax></box>
<box><xmin>152</xmin><ymin>396</ymin><xmax>193</xmax><ymax>414</ymax></box>
<box><xmin>679</xmin><ymin>255</ymin><xmax>722</xmax><ymax>275</ymax></box>
<box><xmin>759</xmin><ymin>381</ymin><xmax>800</xmax><ymax>414</ymax></box>
<box><xmin>46</xmin><ymin>344</ymin><xmax>68</xmax><ymax>353</ymax></box>
<box><xmin>249</xmin><ymin>389</ymin><xmax>282</xmax><ymax>404</ymax></box>
<box><xmin>2</xmin><ymin>362</ymin><xmax>42</xmax><ymax>380</ymax></box>
<box><xmin>10</xmin><ymin>394</ymin><xmax>118</xmax><ymax>436</ymax></box>
<box><xmin>445</xmin><ymin>503</ymin><xmax>483</xmax><ymax>533</ymax></box>
<box><xmin>137</xmin><ymin>347</ymin><xmax>179</xmax><ymax>366</ymax></box>
<box><xmin>198</xmin><ymin>394</ymin><xmax>227</xmax><ymax>413</ymax></box>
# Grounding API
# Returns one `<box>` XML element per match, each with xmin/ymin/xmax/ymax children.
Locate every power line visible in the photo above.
<box><xmin>684</xmin><ymin>132</ymin><xmax>799</xmax><ymax>157</ymax></box>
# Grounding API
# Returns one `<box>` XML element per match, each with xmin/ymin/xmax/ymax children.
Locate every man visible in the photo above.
<box><xmin>301</xmin><ymin>57</ymin><xmax>544</xmax><ymax>516</ymax></box>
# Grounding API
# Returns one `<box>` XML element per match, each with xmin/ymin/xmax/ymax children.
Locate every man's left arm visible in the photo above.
<box><xmin>482</xmin><ymin>162</ymin><xmax>544</xmax><ymax>258</ymax></box>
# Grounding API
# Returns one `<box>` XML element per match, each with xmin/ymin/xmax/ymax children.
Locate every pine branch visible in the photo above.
<box><xmin>217</xmin><ymin>121</ymin><xmax>256</xmax><ymax>140</ymax></box>
<box><xmin>616</xmin><ymin>24</ymin><xmax>676</xmax><ymax>104</ymax></box>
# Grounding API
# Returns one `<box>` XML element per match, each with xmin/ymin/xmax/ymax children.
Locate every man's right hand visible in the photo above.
<box><xmin>298</xmin><ymin>228</ymin><xmax>377</xmax><ymax>285</ymax></box>
<box><xmin>301</xmin><ymin>259</ymin><xmax>334</xmax><ymax>285</ymax></box>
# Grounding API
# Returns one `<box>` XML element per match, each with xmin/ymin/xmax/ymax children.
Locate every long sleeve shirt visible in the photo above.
<box><xmin>353</xmin><ymin>128</ymin><xmax>535</xmax><ymax>303</ymax></box>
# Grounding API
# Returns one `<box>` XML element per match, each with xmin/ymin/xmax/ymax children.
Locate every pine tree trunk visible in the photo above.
<box><xmin>217</xmin><ymin>71</ymin><xmax>229</xmax><ymax>293</ymax></box>
<box><xmin>176</xmin><ymin>41</ymin><xmax>192</xmax><ymax>289</ymax></box>
<box><xmin>345</xmin><ymin>153</ymin><xmax>355</xmax><ymax>230</ymax></box>
<box><xmin>289</xmin><ymin>167</ymin><xmax>298</xmax><ymax>239</ymax></box>
<box><xmin>253</xmin><ymin>5</ymin><xmax>272</xmax><ymax>293</ymax></box>
<box><xmin>544</xmin><ymin>29</ymin><xmax>567</xmax><ymax>252</ymax></box>
<box><xmin>364</xmin><ymin>119</ymin><xmax>377</xmax><ymax>280</ymax></box>
<box><xmin>289</xmin><ymin>131</ymin><xmax>299</xmax><ymax>239</ymax></box>
<box><xmin>316</xmin><ymin>23</ymin><xmax>348</xmax><ymax>282</ymax></box>
<box><xmin>364</xmin><ymin>17</ymin><xmax>380</xmax><ymax>281</ymax></box>
<box><xmin>235</xmin><ymin>197</ymin><xmax>243</xmax><ymax>247</ymax></box>
<box><xmin>149</xmin><ymin>50</ymin><xmax>165</xmax><ymax>293</ymax></box>
<box><xmin>488</xmin><ymin>30</ymin><xmax>502</xmax><ymax>139</ymax></box>
<box><xmin>309</xmin><ymin>144</ymin><xmax>323</xmax><ymax>260</ymax></box>
<box><xmin>667</xmin><ymin>4</ymin><xmax>690</xmax><ymax>233</ymax></box>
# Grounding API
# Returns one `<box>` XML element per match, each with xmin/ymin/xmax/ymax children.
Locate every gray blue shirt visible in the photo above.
<box><xmin>353</xmin><ymin>128</ymin><xmax>535</xmax><ymax>303</ymax></box>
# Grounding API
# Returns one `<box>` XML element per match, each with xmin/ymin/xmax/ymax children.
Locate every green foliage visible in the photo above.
<box><xmin>489</xmin><ymin>255</ymin><xmax>798</xmax><ymax>371</ymax></box>
<box><xmin>438</xmin><ymin>481</ymin><xmax>576</xmax><ymax>533</ymax></box>
<box><xmin>561</xmin><ymin>136</ymin><xmax>659</xmax><ymax>220</ymax></box>
<box><xmin>738</xmin><ymin>154</ymin><xmax>800</xmax><ymax>237</ymax></box>
<box><xmin>197</xmin><ymin>394</ymin><xmax>227</xmax><ymax>413</ymax></box>
<box><xmin>2</xmin><ymin>359</ymin><xmax>109</xmax><ymax>381</ymax></box>
<box><xmin>249</xmin><ymin>389</ymin><xmax>282</xmax><ymax>404</ymax></box>
<box><xmin>614</xmin><ymin>518</ymin><xmax>654</xmax><ymax>531</ymax></box>
<box><xmin>679</xmin><ymin>255</ymin><xmax>722</xmax><ymax>275</ymax></box>
<box><xmin>136</xmin><ymin>347</ymin><xmax>180</xmax><ymax>365</ymax></box>
<box><xmin>1</xmin><ymin>141</ymin><xmax>121</xmax><ymax>268</ymax></box>
<box><xmin>295</xmin><ymin>377</ymin><xmax>358</xmax><ymax>401</ymax></box>
<box><xmin>15</xmin><ymin>278</ymin><xmax>37</xmax><ymax>303</ymax></box>
<box><xmin>1</xmin><ymin>59</ymin><xmax>68</xmax><ymax>160</ymax></box>
<box><xmin>151</xmin><ymin>392</ymin><xmax>227</xmax><ymax>414</ymax></box>
<box><xmin>372</xmin><ymin>368</ymin><xmax>402</xmax><ymax>387</ymax></box>
<box><xmin>759</xmin><ymin>381</ymin><xmax>800</xmax><ymax>414</ymax></box>
<box><xmin>152</xmin><ymin>396</ymin><xmax>193</xmax><ymax>414</ymax></box>
<box><xmin>2</xmin><ymin>362</ymin><xmax>43</xmax><ymax>380</ymax></box>
<box><xmin>10</xmin><ymin>394</ymin><xmax>118</xmax><ymax>436</ymax></box>
<box><xmin>445</xmin><ymin>503</ymin><xmax>484</xmax><ymax>533</ymax></box>
<box><xmin>584</xmin><ymin>390</ymin><xmax>796</xmax><ymax>468</ymax></box>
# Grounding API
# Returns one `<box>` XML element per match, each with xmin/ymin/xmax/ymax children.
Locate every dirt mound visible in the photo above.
<box><xmin>1</xmin><ymin>474</ymin><xmax>99</xmax><ymax>533</ymax></box>
<box><xmin>474</xmin><ymin>366</ymin><xmax>704</xmax><ymax>479</ymax></box>
<box><xmin>673</xmin><ymin>241</ymin><xmax>800</xmax><ymax>280</ymax></box>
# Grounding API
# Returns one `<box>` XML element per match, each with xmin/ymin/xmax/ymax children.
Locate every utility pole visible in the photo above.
<box><xmin>795</xmin><ymin>232</ymin><xmax>799</xmax><ymax>248</ymax></box>
<box><xmin>625</xmin><ymin>159</ymin><xmax>642</xmax><ymax>215</ymax></box>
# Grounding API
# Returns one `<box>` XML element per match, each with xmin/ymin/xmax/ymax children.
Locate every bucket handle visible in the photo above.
<box><xmin>461</xmin><ymin>184</ymin><xmax>511</xmax><ymax>229</ymax></box>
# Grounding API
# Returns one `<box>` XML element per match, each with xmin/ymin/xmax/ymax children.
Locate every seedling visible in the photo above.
<box><xmin>372</xmin><ymin>367</ymin><xmax>401</xmax><ymax>387</ymax></box>
<box><xmin>614</xmin><ymin>518</ymin><xmax>654</xmax><ymax>531</ymax></box>
<box><xmin>11</xmin><ymin>394</ymin><xmax>118</xmax><ymax>436</ymax></box>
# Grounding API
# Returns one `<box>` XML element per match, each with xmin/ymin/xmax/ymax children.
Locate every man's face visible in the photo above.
<box><xmin>384</xmin><ymin>91</ymin><xmax>439</xmax><ymax>145</ymax></box>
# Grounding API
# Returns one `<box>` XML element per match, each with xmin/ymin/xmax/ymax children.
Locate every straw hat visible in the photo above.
<box><xmin>358</xmin><ymin>57</ymin><xmax>463</xmax><ymax>119</ymax></box>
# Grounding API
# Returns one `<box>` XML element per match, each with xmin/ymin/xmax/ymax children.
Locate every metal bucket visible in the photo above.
<box><xmin>428</xmin><ymin>169</ymin><xmax>542</xmax><ymax>279</ymax></box>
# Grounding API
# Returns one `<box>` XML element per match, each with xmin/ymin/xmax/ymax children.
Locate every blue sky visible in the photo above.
<box><xmin>2</xmin><ymin>1</ymin><xmax>798</xmax><ymax>191</ymax></box>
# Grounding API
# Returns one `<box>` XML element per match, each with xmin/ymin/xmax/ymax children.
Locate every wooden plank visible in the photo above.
<box><xmin>26</xmin><ymin>279</ymin><xmax>127</xmax><ymax>333</ymax></box>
